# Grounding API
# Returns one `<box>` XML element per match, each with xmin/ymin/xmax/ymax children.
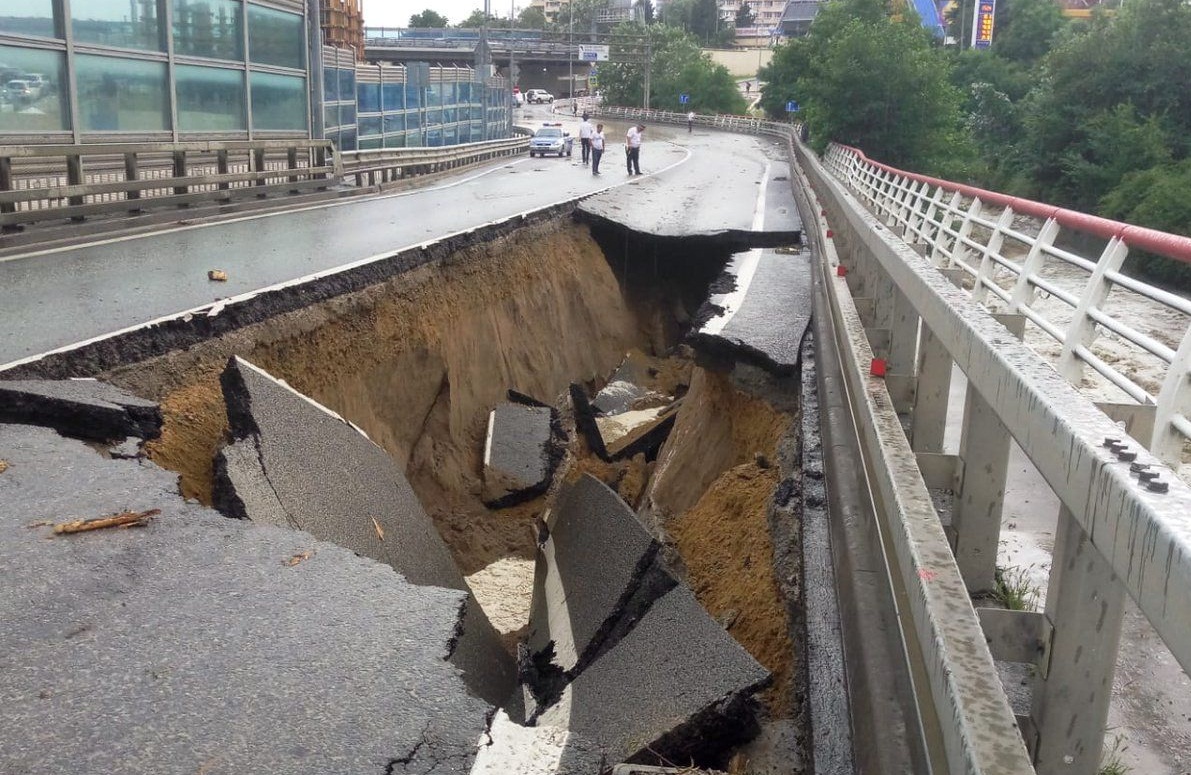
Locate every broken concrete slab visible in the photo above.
<box><xmin>0</xmin><ymin>378</ymin><xmax>161</xmax><ymax>441</ymax></box>
<box><xmin>215</xmin><ymin>356</ymin><xmax>516</xmax><ymax>706</ymax></box>
<box><xmin>691</xmin><ymin>251</ymin><xmax>813</xmax><ymax>375</ymax></box>
<box><xmin>483</xmin><ymin>403</ymin><xmax>558</xmax><ymax>507</ymax></box>
<box><xmin>537</xmin><ymin>585</ymin><xmax>771</xmax><ymax>767</ymax></box>
<box><xmin>0</xmin><ymin>422</ymin><xmax>491</xmax><ymax>775</ymax></box>
<box><xmin>600</xmin><ymin>406</ymin><xmax>678</xmax><ymax>461</ymax></box>
<box><xmin>525</xmin><ymin>475</ymin><xmax>676</xmax><ymax>694</ymax></box>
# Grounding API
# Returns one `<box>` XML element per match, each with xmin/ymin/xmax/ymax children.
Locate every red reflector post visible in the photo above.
<box><xmin>870</xmin><ymin>358</ymin><xmax>887</xmax><ymax>377</ymax></box>
<box><xmin>836</xmin><ymin>265</ymin><xmax>847</xmax><ymax>277</ymax></box>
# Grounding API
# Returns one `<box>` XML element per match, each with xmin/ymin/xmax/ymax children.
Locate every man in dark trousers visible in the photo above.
<box><xmin>625</xmin><ymin>124</ymin><xmax>645</xmax><ymax>175</ymax></box>
<box><xmin>578</xmin><ymin>114</ymin><xmax>594</xmax><ymax>165</ymax></box>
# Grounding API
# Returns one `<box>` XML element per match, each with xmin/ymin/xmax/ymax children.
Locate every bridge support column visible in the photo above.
<box><xmin>1031</xmin><ymin>507</ymin><xmax>1125</xmax><ymax>775</ymax></box>
<box><xmin>951</xmin><ymin>314</ymin><xmax>1024</xmax><ymax>592</ymax></box>
<box><xmin>885</xmin><ymin>287</ymin><xmax>919</xmax><ymax>413</ymax></box>
<box><xmin>911</xmin><ymin>323</ymin><xmax>951</xmax><ymax>453</ymax></box>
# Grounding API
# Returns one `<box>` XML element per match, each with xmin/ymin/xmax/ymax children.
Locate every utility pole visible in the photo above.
<box><xmin>568</xmin><ymin>3</ymin><xmax>574</xmax><ymax>100</ymax></box>
<box><xmin>643</xmin><ymin>39</ymin><xmax>651</xmax><ymax>108</ymax></box>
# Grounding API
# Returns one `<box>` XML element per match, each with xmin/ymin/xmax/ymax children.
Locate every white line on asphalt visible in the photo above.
<box><xmin>697</xmin><ymin>160</ymin><xmax>771</xmax><ymax>336</ymax></box>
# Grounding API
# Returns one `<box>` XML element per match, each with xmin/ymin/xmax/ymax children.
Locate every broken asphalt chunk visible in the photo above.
<box><xmin>0</xmin><ymin>422</ymin><xmax>491</xmax><ymax>775</ymax></box>
<box><xmin>482</xmin><ymin>403</ymin><xmax>560</xmax><ymax>508</ymax></box>
<box><xmin>537</xmin><ymin>585</ymin><xmax>771</xmax><ymax>767</ymax></box>
<box><xmin>525</xmin><ymin>475</ymin><xmax>677</xmax><ymax>697</ymax></box>
<box><xmin>214</xmin><ymin>356</ymin><xmax>515</xmax><ymax>706</ymax></box>
<box><xmin>0</xmin><ymin>379</ymin><xmax>161</xmax><ymax>441</ymax></box>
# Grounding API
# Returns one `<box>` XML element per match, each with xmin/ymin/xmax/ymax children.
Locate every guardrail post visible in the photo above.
<box><xmin>1008</xmin><ymin>218</ymin><xmax>1061</xmax><ymax>313</ymax></box>
<box><xmin>314</xmin><ymin>145</ymin><xmax>329</xmax><ymax>187</ymax></box>
<box><xmin>66</xmin><ymin>154</ymin><xmax>84</xmax><ymax>221</ymax></box>
<box><xmin>972</xmin><ymin>208</ymin><xmax>1014</xmax><ymax>304</ymax></box>
<box><xmin>172</xmin><ymin>151</ymin><xmax>187</xmax><ymax>199</ymax></box>
<box><xmin>216</xmin><ymin>150</ymin><xmax>230</xmax><ymax>199</ymax></box>
<box><xmin>1031</xmin><ymin>506</ymin><xmax>1125</xmax><ymax>775</ymax></box>
<box><xmin>287</xmin><ymin>146</ymin><xmax>299</xmax><ymax>191</ymax></box>
<box><xmin>1153</xmin><ymin>327</ymin><xmax>1191</xmax><ymax>464</ymax></box>
<box><xmin>123</xmin><ymin>153</ymin><xmax>141</xmax><ymax>212</ymax></box>
<box><xmin>0</xmin><ymin>155</ymin><xmax>14</xmax><ymax>225</ymax></box>
<box><xmin>253</xmin><ymin>148</ymin><xmax>267</xmax><ymax>196</ymax></box>
<box><xmin>1057</xmin><ymin>238</ymin><xmax>1128</xmax><ymax>384</ymax></box>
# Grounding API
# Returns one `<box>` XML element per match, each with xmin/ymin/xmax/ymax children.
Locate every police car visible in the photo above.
<box><xmin>528</xmin><ymin>123</ymin><xmax>573</xmax><ymax>158</ymax></box>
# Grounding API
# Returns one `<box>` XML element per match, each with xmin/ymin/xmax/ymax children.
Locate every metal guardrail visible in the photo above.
<box><xmin>0</xmin><ymin>140</ymin><xmax>334</xmax><ymax>228</ymax></box>
<box><xmin>823</xmin><ymin>143</ymin><xmax>1191</xmax><ymax>468</ymax></box>
<box><xmin>340</xmin><ymin>135</ymin><xmax>529</xmax><ymax>188</ymax></box>
<box><xmin>804</xmin><ymin>138</ymin><xmax>1191</xmax><ymax>773</ymax></box>
<box><xmin>592</xmin><ymin>105</ymin><xmax>788</xmax><ymax>136</ymax></box>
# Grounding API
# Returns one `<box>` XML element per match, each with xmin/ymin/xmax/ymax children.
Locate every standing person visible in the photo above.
<box><xmin>625</xmin><ymin>123</ymin><xmax>644</xmax><ymax>175</ymax></box>
<box><xmin>578</xmin><ymin>114</ymin><xmax>594</xmax><ymax>165</ymax></box>
<box><xmin>591</xmin><ymin>123</ymin><xmax>605</xmax><ymax>176</ymax></box>
<box><xmin>687</xmin><ymin>110</ymin><xmax>695</xmax><ymax>133</ymax></box>
<box><xmin>745</xmin><ymin>80</ymin><xmax>752</xmax><ymax>94</ymax></box>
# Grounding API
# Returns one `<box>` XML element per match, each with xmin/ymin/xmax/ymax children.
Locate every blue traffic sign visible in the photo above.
<box><xmin>679</xmin><ymin>93</ymin><xmax>690</xmax><ymax>104</ymax></box>
<box><xmin>785</xmin><ymin>100</ymin><xmax>800</xmax><ymax>112</ymax></box>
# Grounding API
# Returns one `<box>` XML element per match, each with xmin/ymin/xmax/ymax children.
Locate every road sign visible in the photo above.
<box><xmin>786</xmin><ymin>100</ymin><xmax>799</xmax><ymax>112</ymax></box>
<box><xmin>680</xmin><ymin>93</ymin><xmax>689</xmax><ymax>105</ymax></box>
<box><xmin>577</xmin><ymin>45</ymin><xmax>610</xmax><ymax>61</ymax></box>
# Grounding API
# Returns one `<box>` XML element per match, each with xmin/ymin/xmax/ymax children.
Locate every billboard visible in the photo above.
<box><xmin>971</xmin><ymin>0</ymin><xmax>996</xmax><ymax>48</ymax></box>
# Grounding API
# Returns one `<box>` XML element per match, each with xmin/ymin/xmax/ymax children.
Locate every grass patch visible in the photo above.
<box><xmin>1099</xmin><ymin>734</ymin><xmax>1131</xmax><ymax>775</ymax></box>
<box><xmin>992</xmin><ymin>565</ymin><xmax>1041</xmax><ymax>611</ymax></box>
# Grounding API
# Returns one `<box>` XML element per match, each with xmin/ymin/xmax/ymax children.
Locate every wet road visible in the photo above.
<box><xmin>0</xmin><ymin>108</ymin><xmax>799</xmax><ymax>367</ymax></box>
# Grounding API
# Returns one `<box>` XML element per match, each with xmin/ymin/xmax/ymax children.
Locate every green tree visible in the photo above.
<box><xmin>1101</xmin><ymin>160</ymin><xmax>1191</xmax><ymax>285</ymax></box>
<box><xmin>761</xmin><ymin>0</ymin><xmax>966</xmax><ymax>172</ymax></box>
<box><xmin>735</xmin><ymin>2</ymin><xmax>756</xmax><ymax>27</ymax></box>
<box><xmin>517</xmin><ymin>6</ymin><xmax>548</xmax><ymax>28</ymax></box>
<box><xmin>1020</xmin><ymin>0</ymin><xmax>1191</xmax><ymax>204</ymax></box>
<box><xmin>457</xmin><ymin>9</ymin><xmax>497</xmax><ymax>27</ymax></box>
<box><xmin>993</xmin><ymin>0</ymin><xmax>1066</xmax><ymax>65</ymax></box>
<box><xmin>409</xmin><ymin>9</ymin><xmax>449</xmax><ymax>27</ymax></box>
<box><xmin>598</xmin><ymin>23</ymin><xmax>747</xmax><ymax>113</ymax></box>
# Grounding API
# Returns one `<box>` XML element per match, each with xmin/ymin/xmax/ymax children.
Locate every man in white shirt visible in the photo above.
<box><xmin>625</xmin><ymin>124</ymin><xmax>645</xmax><ymax>175</ymax></box>
<box><xmin>687</xmin><ymin>110</ymin><xmax>695</xmax><ymax>133</ymax></box>
<box><xmin>578</xmin><ymin>114</ymin><xmax>594</xmax><ymax>165</ymax></box>
<box><xmin>591</xmin><ymin>123</ymin><xmax>605</xmax><ymax>176</ymax></box>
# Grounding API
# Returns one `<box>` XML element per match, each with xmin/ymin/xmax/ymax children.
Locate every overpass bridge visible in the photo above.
<box><xmin>1</xmin><ymin>106</ymin><xmax>1189</xmax><ymax>775</ymax></box>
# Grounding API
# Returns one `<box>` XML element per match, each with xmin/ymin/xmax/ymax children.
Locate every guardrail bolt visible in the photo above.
<box><xmin>1139</xmin><ymin>470</ymin><xmax>1159</xmax><ymax>483</ymax></box>
<box><xmin>1116</xmin><ymin>450</ymin><xmax>1137</xmax><ymax>462</ymax></box>
<box><xmin>1129</xmin><ymin>462</ymin><xmax>1151</xmax><ymax>474</ymax></box>
<box><xmin>1146</xmin><ymin>479</ymin><xmax>1169</xmax><ymax>493</ymax></box>
<box><xmin>1102</xmin><ymin>436</ymin><xmax>1120</xmax><ymax>448</ymax></box>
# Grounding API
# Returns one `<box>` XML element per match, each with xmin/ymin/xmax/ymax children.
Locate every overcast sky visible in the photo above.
<box><xmin>362</xmin><ymin>0</ymin><xmax>524</xmax><ymax>28</ymax></box>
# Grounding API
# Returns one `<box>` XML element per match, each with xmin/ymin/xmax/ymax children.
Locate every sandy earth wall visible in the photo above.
<box><xmin>105</xmin><ymin>220</ymin><xmax>644</xmax><ymax>574</ymax></box>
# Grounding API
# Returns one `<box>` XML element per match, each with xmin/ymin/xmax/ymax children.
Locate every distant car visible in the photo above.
<box><xmin>525</xmin><ymin>89</ymin><xmax>554</xmax><ymax>104</ymax></box>
<box><xmin>4</xmin><ymin>80</ymin><xmax>35</xmax><ymax>103</ymax></box>
<box><xmin>529</xmin><ymin>123</ymin><xmax>573</xmax><ymax>158</ymax></box>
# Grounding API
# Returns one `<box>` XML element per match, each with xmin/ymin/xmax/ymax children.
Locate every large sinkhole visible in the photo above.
<box><xmin>64</xmin><ymin>216</ymin><xmax>809</xmax><ymax>772</ymax></box>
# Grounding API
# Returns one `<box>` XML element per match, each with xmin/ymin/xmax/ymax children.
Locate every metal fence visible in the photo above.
<box><xmin>805</xmin><ymin>140</ymin><xmax>1191</xmax><ymax>773</ymax></box>
<box><xmin>822</xmin><ymin>143</ymin><xmax>1191</xmax><ymax>470</ymax></box>
<box><xmin>0</xmin><ymin>140</ymin><xmax>334</xmax><ymax>228</ymax></box>
<box><xmin>339</xmin><ymin>134</ymin><xmax>529</xmax><ymax>188</ymax></box>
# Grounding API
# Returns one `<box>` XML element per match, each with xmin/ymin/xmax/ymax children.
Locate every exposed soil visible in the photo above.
<box><xmin>646</xmin><ymin>365</ymin><xmax>798</xmax><ymax>719</ymax></box>
<box><xmin>107</xmin><ymin>219</ymin><xmax>645</xmax><ymax>574</ymax></box>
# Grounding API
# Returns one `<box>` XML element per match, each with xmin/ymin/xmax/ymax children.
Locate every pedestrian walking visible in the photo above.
<box><xmin>687</xmin><ymin>110</ymin><xmax>695</xmax><ymax>133</ymax></box>
<box><xmin>591</xmin><ymin>123</ymin><xmax>605</xmax><ymax>175</ymax></box>
<box><xmin>626</xmin><ymin>123</ymin><xmax>645</xmax><ymax>175</ymax></box>
<box><xmin>578</xmin><ymin>114</ymin><xmax>594</xmax><ymax>165</ymax></box>
<box><xmin>572</xmin><ymin>100</ymin><xmax>578</xmax><ymax>117</ymax></box>
<box><xmin>745</xmin><ymin>80</ymin><xmax>752</xmax><ymax>94</ymax></box>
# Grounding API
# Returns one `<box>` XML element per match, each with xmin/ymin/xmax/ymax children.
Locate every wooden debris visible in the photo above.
<box><xmin>0</xmin><ymin>459</ymin><xmax>8</xmax><ymax>474</ymax></box>
<box><xmin>207</xmin><ymin>269</ymin><xmax>228</xmax><ymax>282</ymax></box>
<box><xmin>283</xmin><ymin>550</ymin><xmax>315</xmax><ymax>567</ymax></box>
<box><xmin>53</xmin><ymin>508</ymin><xmax>160</xmax><ymax>535</ymax></box>
<box><xmin>24</xmin><ymin>520</ymin><xmax>53</xmax><ymax>529</ymax></box>
<box><xmin>371</xmin><ymin>516</ymin><xmax>385</xmax><ymax>541</ymax></box>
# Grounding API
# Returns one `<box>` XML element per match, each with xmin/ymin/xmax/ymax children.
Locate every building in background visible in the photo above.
<box><xmin>320</xmin><ymin>0</ymin><xmax>363</xmax><ymax>55</ymax></box>
<box><xmin>0</xmin><ymin>0</ymin><xmax>315</xmax><ymax>143</ymax></box>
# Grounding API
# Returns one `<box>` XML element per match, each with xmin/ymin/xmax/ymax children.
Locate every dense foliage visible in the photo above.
<box><xmin>598</xmin><ymin>24</ymin><xmax>747</xmax><ymax>113</ymax></box>
<box><xmin>409</xmin><ymin>9</ymin><xmax>449</xmax><ymax>27</ymax></box>
<box><xmin>759</xmin><ymin>0</ymin><xmax>969</xmax><ymax>174</ymax></box>
<box><xmin>758</xmin><ymin>0</ymin><xmax>1191</xmax><ymax>285</ymax></box>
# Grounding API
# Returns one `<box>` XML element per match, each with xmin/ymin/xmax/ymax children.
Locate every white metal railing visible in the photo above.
<box><xmin>823</xmin><ymin>143</ymin><xmax>1191</xmax><ymax>470</ymax></box>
